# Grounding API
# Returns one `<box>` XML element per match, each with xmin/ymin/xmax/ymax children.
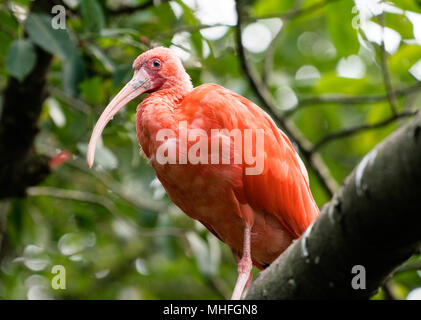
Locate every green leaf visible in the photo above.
<box><xmin>175</xmin><ymin>0</ymin><xmax>202</xmax><ymax>56</ymax></box>
<box><xmin>85</xmin><ymin>42</ymin><xmax>116</xmax><ymax>72</ymax></box>
<box><xmin>388</xmin><ymin>0</ymin><xmax>421</xmax><ymax>12</ymax></box>
<box><xmin>79</xmin><ymin>76</ymin><xmax>105</xmax><ymax>106</ymax></box>
<box><xmin>314</xmin><ymin>71</ymin><xmax>375</xmax><ymax>95</ymax></box>
<box><xmin>326</xmin><ymin>1</ymin><xmax>359</xmax><ymax>56</ymax></box>
<box><xmin>389</xmin><ymin>44</ymin><xmax>421</xmax><ymax>78</ymax></box>
<box><xmin>253</xmin><ymin>0</ymin><xmax>295</xmax><ymax>16</ymax></box>
<box><xmin>80</xmin><ymin>0</ymin><xmax>105</xmax><ymax>33</ymax></box>
<box><xmin>26</xmin><ymin>13</ymin><xmax>76</xmax><ymax>59</ymax></box>
<box><xmin>384</xmin><ymin>12</ymin><xmax>413</xmax><ymax>39</ymax></box>
<box><xmin>62</xmin><ymin>52</ymin><xmax>85</xmax><ymax>97</ymax></box>
<box><xmin>5</xmin><ymin>39</ymin><xmax>36</xmax><ymax>81</ymax></box>
<box><xmin>113</xmin><ymin>64</ymin><xmax>132</xmax><ymax>86</ymax></box>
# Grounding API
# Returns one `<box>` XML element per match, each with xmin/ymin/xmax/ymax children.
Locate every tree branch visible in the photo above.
<box><xmin>245</xmin><ymin>112</ymin><xmax>421</xmax><ymax>299</ymax></box>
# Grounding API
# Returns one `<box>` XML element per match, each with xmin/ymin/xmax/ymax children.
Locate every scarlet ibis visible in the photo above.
<box><xmin>87</xmin><ymin>47</ymin><xmax>319</xmax><ymax>299</ymax></box>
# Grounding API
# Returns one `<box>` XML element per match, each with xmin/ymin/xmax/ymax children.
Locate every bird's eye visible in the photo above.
<box><xmin>152</xmin><ymin>59</ymin><xmax>161</xmax><ymax>68</ymax></box>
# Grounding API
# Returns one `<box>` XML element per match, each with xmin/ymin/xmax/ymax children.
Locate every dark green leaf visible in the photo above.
<box><xmin>79</xmin><ymin>76</ymin><xmax>106</xmax><ymax>106</ymax></box>
<box><xmin>5</xmin><ymin>39</ymin><xmax>36</xmax><ymax>81</ymax></box>
<box><xmin>388</xmin><ymin>0</ymin><xmax>421</xmax><ymax>12</ymax></box>
<box><xmin>385</xmin><ymin>12</ymin><xmax>413</xmax><ymax>39</ymax></box>
<box><xmin>26</xmin><ymin>13</ymin><xmax>76</xmax><ymax>59</ymax></box>
<box><xmin>62</xmin><ymin>52</ymin><xmax>85</xmax><ymax>97</ymax></box>
<box><xmin>81</xmin><ymin>0</ymin><xmax>106</xmax><ymax>33</ymax></box>
<box><xmin>326</xmin><ymin>1</ymin><xmax>359</xmax><ymax>56</ymax></box>
<box><xmin>113</xmin><ymin>64</ymin><xmax>132</xmax><ymax>86</ymax></box>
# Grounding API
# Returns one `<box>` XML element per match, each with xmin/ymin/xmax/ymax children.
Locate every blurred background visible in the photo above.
<box><xmin>0</xmin><ymin>0</ymin><xmax>420</xmax><ymax>299</ymax></box>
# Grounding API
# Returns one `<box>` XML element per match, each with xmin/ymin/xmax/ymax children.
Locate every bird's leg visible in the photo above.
<box><xmin>244</xmin><ymin>271</ymin><xmax>253</xmax><ymax>293</ymax></box>
<box><xmin>231</xmin><ymin>226</ymin><xmax>252</xmax><ymax>300</ymax></box>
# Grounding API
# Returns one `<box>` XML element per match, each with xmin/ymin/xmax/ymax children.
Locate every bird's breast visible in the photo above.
<box><xmin>149</xmin><ymin>160</ymin><xmax>293</xmax><ymax>268</ymax></box>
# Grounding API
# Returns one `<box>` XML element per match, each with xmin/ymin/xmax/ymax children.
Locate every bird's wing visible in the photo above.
<box><xmin>181</xmin><ymin>84</ymin><xmax>319</xmax><ymax>238</ymax></box>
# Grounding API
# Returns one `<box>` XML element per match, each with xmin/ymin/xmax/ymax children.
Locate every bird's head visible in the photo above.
<box><xmin>86</xmin><ymin>47</ymin><xmax>191</xmax><ymax>168</ymax></box>
<box><xmin>132</xmin><ymin>46</ymin><xmax>192</xmax><ymax>92</ymax></box>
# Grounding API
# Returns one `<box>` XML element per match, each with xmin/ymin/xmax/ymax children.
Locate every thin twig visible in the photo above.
<box><xmin>205</xmin><ymin>277</ymin><xmax>231</xmax><ymax>300</ymax></box>
<box><xmin>286</xmin><ymin>83</ymin><xmax>421</xmax><ymax>115</ymax></box>
<box><xmin>235</xmin><ymin>0</ymin><xmax>338</xmax><ymax>196</ymax></box>
<box><xmin>159</xmin><ymin>0</ymin><xmax>340</xmax><ymax>39</ymax></box>
<box><xmin>378</xmin><ymin>13</ymin><xmax>398</xmax><ymax>116</ymax></box>
<box><xmin>0</xmin><ymin>23</ymin><xmax>16</xmax><ymax>38</ymax></box>
<box><xmin>312</xmin><ymin>111</ymin><xmax>417</xmax><ymax>151</ymax></box>
<box><xmin>382</xmin><ymin>281</ymin><xmax>398</xmax><ymax>300</ymax></box>
<box><xmin>0</xmin><ymin>201</ymin><xmax>10</xmax><ymax>261</ymax></box>
<box><xmin>262</xmin><ymin>23</ymin><xmax>286</xmax><ymax>85</ymax></box>
<box><xmin>26</xmin><ymin>186</ymin><xmax>185</xmax><ymax>237</ymax></box>
<box><xmin>108</xmin><ymin>0</ymin><xmax>168</xmax><ymax>14</ymax></box>
<box><xmin>158</xmin><ymin>23</ymin><xmax>233</xmax><ymax>38</ymax></box>
<box><xmin>247</xmin><ymin>0</ymin><xmax>343</xmax><ymax>22</ymax></box>
<box><xmin>67</xmin><ymin>158</ymin><xmax>168</xmax><ymax>213</ymax></box>
<box><xmin>262</xmin><ymin>0</ymin><xmax>305</xmax><ymax>84</ymax></box>
<box><xmin>47</xmin><ymin>86</ymin><xmax>91</xmax><ymax>114</ymax></box>
<box><xmin>393</xmin><ymin>258</ymin><xmax>421</xmax><ymax>274</ymax></box>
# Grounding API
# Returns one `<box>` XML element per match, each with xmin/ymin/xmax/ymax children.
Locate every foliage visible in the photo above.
<box><xmin>0</xmin><ymin>0</ymin><xmax>420</xmax><ymax>300</ymax></box>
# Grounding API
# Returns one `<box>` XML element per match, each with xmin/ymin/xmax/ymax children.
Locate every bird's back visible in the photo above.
<box><xmin>178</xmin><ymin>84</ymin><xmax>319</xmax><ymax>234</ymax></box>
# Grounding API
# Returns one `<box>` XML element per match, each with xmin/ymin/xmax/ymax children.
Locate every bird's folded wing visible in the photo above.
<box><xmin>181</xmin><ymin>83</ymin><xmax>319</xmax><ymax>238</ymax></box>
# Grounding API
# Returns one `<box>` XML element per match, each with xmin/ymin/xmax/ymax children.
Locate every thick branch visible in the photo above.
<box><xmin>245</xmin><ymin>112</ymin><xmax>421</xmax><ymax>299</ymax></box>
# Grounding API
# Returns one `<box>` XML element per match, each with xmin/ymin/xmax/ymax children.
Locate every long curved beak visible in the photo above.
<box><xmin>87</xmin><ymin>69</ymin><xmax>151</xmax><ymax>168</ymax></box>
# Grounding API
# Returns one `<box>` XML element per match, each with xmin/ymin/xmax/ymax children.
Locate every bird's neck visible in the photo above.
<box><xmin>143</xmin><ymin>77</ymin><xmax>193</xmax><ymax>108</ymax></box>
<box><xmin>136</xmin><ymin>81</ymin><xmax>193</xmax><ymax>158</ymax></box>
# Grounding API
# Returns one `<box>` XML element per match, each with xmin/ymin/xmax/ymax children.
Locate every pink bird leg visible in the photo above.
<box><xmin>231</xmin><ymin>226</ymin><xmax>252</xmax><ymax>300</ymax></box>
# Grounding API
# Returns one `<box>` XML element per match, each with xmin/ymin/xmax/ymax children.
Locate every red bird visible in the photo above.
<box><xmin>87</xmin><ymin>47</ymin><xmax>319</xmax><ymax>299</ymax></box>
